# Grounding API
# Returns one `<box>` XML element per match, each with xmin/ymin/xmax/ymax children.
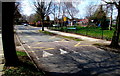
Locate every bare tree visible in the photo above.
<box><xmin>27</xmin><ymin>14</ymin><xmax>36</xmax><ymax>23</ymax></box>
<box><xmin>102</xmin><ymin>0</ymin><xmax>120</xmax><ymax>47</ymax></box>
<box><xmin>105</xmin><ymin>4</ymin><xmax>114</xmax><ymax>30</ymax></box>
<box><xmin>64</xmin><ymin>2</ymin><xmax>79</xmax><ymax>19</ymax></box>
<box><xmin>34</xmin><ymin>0</ymin><xmax>53</xmax><ymax>31</ymax></box>
<box><xmin>86</xmin><ymin>3</ymin><xmax>99</xmax><ymax>18</ymax></box>
<box><xmin>109</xmin><ymin>4</ymin><xmax>114</xmax><ymax>30</ymax></box>
<box><xmin>50</xmin><ymin>2</ymin><xmax>59</xmax><ymax>24</ymax></box>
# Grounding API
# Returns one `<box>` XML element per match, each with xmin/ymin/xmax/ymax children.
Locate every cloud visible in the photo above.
<box><xmin>20</xmin><ymin>0</ymin><xmax>35</xmax><ymax>16</ymax></box>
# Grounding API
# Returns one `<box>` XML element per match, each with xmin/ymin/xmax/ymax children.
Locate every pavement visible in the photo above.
<box><xmin>0</xmin><ymin>28</ymin><xmax>4</xmax><ymax>76</ymax></box>
<box><xmin>15</xmin><ymin>25</ymin><xmax>120</xmax><ymax>76</ymax></box>
<box><xmin>44</xmin><ymin>28</ymin><xmax>111</xmax><ymax>45</ymax></box>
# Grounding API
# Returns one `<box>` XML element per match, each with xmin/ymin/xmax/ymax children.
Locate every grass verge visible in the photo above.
<box><xmin>39</xmin><ymin>30</ymin><xmax>82</xmax><ymax>41</ymax></box>
<box><xmin>49</xmin><ymin>26</ymin><xmax>116</xmax><ymax>41</ymax></box>
<box><xmin>2</xmin><ymin>51</ymin><xmax>45</xmax><ymax>76</ymax></box>
<box><xmin>58</xmin><ymin>35</ymin><xmax>82</xmax><ymax>41</ymax></box>
<box><xmin>39</xmin><ymin>30</ymin><xmax>56</xmax><ymax>35</ymax></box>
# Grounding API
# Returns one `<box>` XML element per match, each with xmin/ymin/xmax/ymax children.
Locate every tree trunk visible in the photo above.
<box><xmin>41</xmin><ymin>15</ymin><xmax>44</xmax><ymax>31</ymax></box>
<box><xmin>41</xmin><ymin>19</ymin><xmax>44</xmax><ymax>31</ymax></box>
<box><xmin>2</xmin><ymin>2</ymin><xmax>19</xmax><ymax>66</ymax></box>
<box><xmin>110</xmin><ymin>8</ymin><xmax>120</xmax><ymax>47</ymax></box>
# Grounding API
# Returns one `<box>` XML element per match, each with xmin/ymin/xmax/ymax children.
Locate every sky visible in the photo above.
<box><xmin>20</xmin><ymin>0</ymin><xmax>117</xmax><ymax>20</ymax></box>
<box><xmin>77</xmin><ymin>0</ymin><xmax>101</xmax><ymax>18</ymax></box>
<box><xmin>20</xmin><ymin>0</ymin><xmax>35</xmax><ymax>16</ymax></box>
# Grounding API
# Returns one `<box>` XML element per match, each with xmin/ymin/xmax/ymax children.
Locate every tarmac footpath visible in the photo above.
<box><xmin>44</xmin><ymin>28</ymin><xmax>111</xmax><ymax>45</ymax></box>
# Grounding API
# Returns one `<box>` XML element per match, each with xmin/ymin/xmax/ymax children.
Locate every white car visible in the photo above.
<box><xmin>53</xmin><ymin>24</ymin><xmax>60</xmax><ymax>27</ymax></box>
<box><xmin>23</xmin><ymin>23</ymin><xmax>28</xmax><ymax>26</ymax></box>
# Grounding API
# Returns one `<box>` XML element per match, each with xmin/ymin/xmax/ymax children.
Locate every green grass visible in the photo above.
<box><xmin>39</xmin><ymin>30</ymin><xmax>82</xmax><ymax>41</ymax></box>
<box><xmin>59</xmin><ymin>36</ymin><xmax>82</xmax><ymax>41</ymax></box>
<box><xmin>2</xmin><ymin>51</ymin><xmax>45</xmax><ymax>76</ymax></box>
<box><xmin>16</xmin><ymin>51</ymin><xmax>27</xmax><ymax>56</ymax></box>
<box><xmin>50</xmin><ymin>26</ymin><xmax>115</xmax><ymax>41</ymax></box>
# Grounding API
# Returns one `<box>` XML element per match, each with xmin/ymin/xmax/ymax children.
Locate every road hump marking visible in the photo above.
<box><xmin>74</xmin><ymin>42</ymin><xmax>92</xmax><ymax>47</ymax></box>
<box><xmin>59</xmin><ymin>49</ymin><xmax>68</xmax><ymax>54</ymax></box>
<box><xmin>32</xmin><ymin>47</ymin><xmax>54</xmax><ymax>50</ymax></box>
<box><xmin>34</xmin><ymin>42</ymin><xmax>42</xmax><ymax>45</ymax></box>
<box><xmin>44</xmin><ymin>48</ymin><xmax>54</xmax><ymax>50</ymax></box>
<box><xmin>43</xmin><ymin>51</ymin><xmax>53</xmax><ymax>57</ymax></box>
<box><xmin>74</xmin><ymin>42</ymin><xmax>81</xmax><ymax>47</ymax></box>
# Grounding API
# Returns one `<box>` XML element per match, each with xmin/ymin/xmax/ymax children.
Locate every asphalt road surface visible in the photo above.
<box><xmin>15</xmin><ymin>25</ymin><xmax>120</xmax><ymax>76</ymax></box>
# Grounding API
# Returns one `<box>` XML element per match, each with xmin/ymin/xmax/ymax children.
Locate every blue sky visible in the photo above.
<box><xmin>20</xmin><ymin>0</ymin><xmax>101</xmax><ymax>19</ymax></box>
<box><xmin>20</xmin><ymin>0</ymin><xmax>118</xmax><ymax>20</ymax></box>
<box><xmin>77</xmin><ymin>0</ymin><xmax>101</xmax><ymax>18</ymax></box>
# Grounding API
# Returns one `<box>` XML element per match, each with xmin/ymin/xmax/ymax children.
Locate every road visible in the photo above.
<box><xmin>15</xmin><ymin>25</ymin><xmax>120</xmax><ymax>76</ymax></box>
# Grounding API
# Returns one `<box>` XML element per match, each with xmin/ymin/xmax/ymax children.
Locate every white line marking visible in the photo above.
<box><xmin>59</xmin><ymin>49</ymin><xmax>68</xmax><ymax>54</ymax></box>
<box><xmin>73</xmin><ymin>51</ymin><xmax>79</xmax><ymax>53</ymax></box>
<box><xmin>43</xmin><ymin>51</ymin><xmax>53</xmax><ymax>57</ymax></box>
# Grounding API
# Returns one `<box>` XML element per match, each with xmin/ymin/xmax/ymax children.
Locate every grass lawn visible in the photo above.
<box><xmin>2</xmin><ymin>51</ymin><xmax>45</xmax><ymax>76</ymax></box>
<box><xmin>50</xmin><ymin>26</ymin><xmax>115</xmax><ymax>41</ymax></box>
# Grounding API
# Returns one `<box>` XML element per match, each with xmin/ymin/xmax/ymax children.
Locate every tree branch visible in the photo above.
<box><xmin>46</xmin><ymin>1</ymin><xmax>52</xmax><ymax>15</ymax></box>
<box><xmin>102</xmin><ymin>0</ymin><xmax>118</xmax><ymax>8</ymax></box>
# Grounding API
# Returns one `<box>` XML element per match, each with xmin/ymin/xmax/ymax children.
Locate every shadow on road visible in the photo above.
<box><xmin>39</xmin><ymin>51</ymin><xmax>120</xmax><ymax>76</ymax></box>
<box><xmin>16</xmin><ymin>25</ymin><xmax>120</xmax><ymax>76</ymax></box>
<box><xmin>17</xmin><ymin>31</ymin><xmax>46</xmax><ymax>36</ymax></box>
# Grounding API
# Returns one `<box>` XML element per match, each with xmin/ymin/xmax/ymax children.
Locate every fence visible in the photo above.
<box><xmin>49</xmin><ymin>26</ymin><xmax>116</xmax><ymax>41</ymax></box>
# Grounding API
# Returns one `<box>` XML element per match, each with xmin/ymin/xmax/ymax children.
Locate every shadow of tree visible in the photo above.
<box><xmin>40</xmin><ymin>50</ymin><xmax>120</xmax><ymax>76</ymax></box>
